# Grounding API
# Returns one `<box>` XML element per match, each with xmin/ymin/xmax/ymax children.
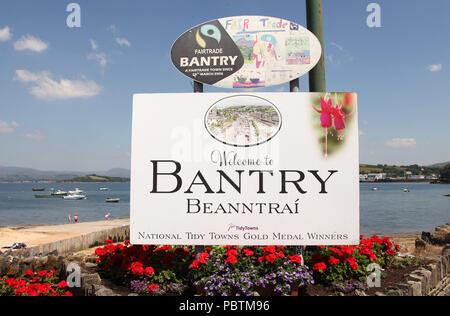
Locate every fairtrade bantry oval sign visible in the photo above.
<box><xmin>171</xmin><ymin>16</ymin><xmax>322</xmax><ymax>89</ymax></box>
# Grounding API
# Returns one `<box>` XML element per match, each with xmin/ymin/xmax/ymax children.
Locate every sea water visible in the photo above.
<box><xmin>0</xmin><ymin>182</ymin><xmax>448</xmax><ymax>234</ymax></box>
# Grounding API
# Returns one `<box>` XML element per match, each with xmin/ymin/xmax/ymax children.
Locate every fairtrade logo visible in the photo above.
<box><xmin>196</xmin><ymin>24</ymin><xmax>221</xmax><ymax>48</ymax></box>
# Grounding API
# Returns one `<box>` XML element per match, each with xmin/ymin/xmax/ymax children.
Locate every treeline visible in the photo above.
<box><xmin>360</xmin><ymin>164</ymin><xmax>443</xmax><ymax>178</ymax></box>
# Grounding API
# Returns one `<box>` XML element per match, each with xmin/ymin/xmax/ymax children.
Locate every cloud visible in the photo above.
<box><xmin>116</xmin><ymin>37</ymin><xmax>131</xmax><ymax>47</ymax></box>
<box><xmin>90</xmin><ymin>39</ymin><xmax>98</xmax><ymax>51</ymax></box>
<box><xmin>14</xmin><ymin>70</ymin><xmax>102</xmax><ymax>101</ymax></box>
<box><xmin>0</xmin><ymin>26</ymin><xmax>12</xmax><ymax>41</ymax></box>
<box><xmin>428</xmin><ymin>64</ymin><xmax>442</xmax><ymax>72</ymax></box>
<box><xmin>107</xmin><ymin>25</ymin><xmax>118</xmax><ymax>34</ymax></box>
<box><xmin>327</xmin><ymin>42</ymin><xmax>353</xmax><ymax>65</ymax></box>
<box><xmin>0</xmin><ymin>120</ymin><xmax>19</xmax><ymax>134</ymax></box>
<box><xmin>24</xmin><ymin>130</ymin><xmax>45</xmax><ymax>141</ymax></box>
<box><xmin>385</xmin><ymin>138</ymin><xmax>417</xmax><ymax>148</ymax></box>
<box><xmin>88</xmin><ymin>52</ymin><xmax>108</xmax><ymax>68</ymax></box>
<box><xmin>14</xmin><ymin>35</ymin><xmax>48</xmax><ymax>52</ymax></box>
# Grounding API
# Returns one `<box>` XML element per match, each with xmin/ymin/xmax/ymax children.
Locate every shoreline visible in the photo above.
<box><xmin>1</xmin><ymin>219</ymin><xmax>447</xmax><ymax>254</ymax></box>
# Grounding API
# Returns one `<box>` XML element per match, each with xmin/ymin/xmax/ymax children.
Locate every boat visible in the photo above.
<box><xmin>51</xmin><ymin>190</ymin><xmax>68</xmax><ymax>196</ymax></box>
<box><xmin>35</xmin><ymin>194</ymin><xmax>64</xmax><ymax>199</ymax></box>
<box><xmin>372</xmin><ymin>188</ymin><xmax>378</xmax><ymax>191</ymax></box>
<box><xmin>32</xmin><ymin>188</ymin><xmax>46</xmax><ymax>192</ymax></box>
<box><xmin>63</xmin><ymin>194</ymin><xmax>87</xmax><ymax>200</ymax></box>
<box><xmin>106</xmin><ymin>198</ymin><xmax>120</xmax><ymax>203</ymax></box>
<box><xmin>99</xmin><ymin>187</ymin><xmax>110</xmax><ymax>191</ymax></box>
<box><xmin>403</xmin><ymin>189</ymin><xmax>410</xmax><ymax>193</ymax></box>
<box><xmin>68</xmin><ymin>188</ymin><xmax>85</xmax><ymax>195</ymax></box>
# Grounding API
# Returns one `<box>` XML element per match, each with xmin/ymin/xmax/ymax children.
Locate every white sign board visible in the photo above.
<box><xmin>131</xmin><ymin>93</ymin><xmax>359</xmax><ymax>246</ymax></box>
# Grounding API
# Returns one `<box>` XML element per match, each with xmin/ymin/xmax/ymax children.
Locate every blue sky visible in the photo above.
<box><xmin>0</xmin><ymin>0</ymin><xmax>449</xmax><ymax>171</ymax></box>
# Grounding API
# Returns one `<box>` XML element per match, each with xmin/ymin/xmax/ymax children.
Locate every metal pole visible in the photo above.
<box><xmin>194</xmin><ymin>80</ymin><xmax>204</xmax><ymax>258</ymax></box>
<box><xmin>306</xmin><ymin>0</ymin><xmax>326</xmax><ymax>92</ymax></box>
<box><xmin>194</xmin><ymin>81</ymin><xmax>203</xmax><ymax>93</ymax></box>
<box><xmin>289</xmin><ymin>78</ymin><xmax>300</xmax><ymax>92</ymax></box>
<box><xmin>290</xmin><ymin>78</ymin><xmax>304</xmax><ymax>264</ymax></box>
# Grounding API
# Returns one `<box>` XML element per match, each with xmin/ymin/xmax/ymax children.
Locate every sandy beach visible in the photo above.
<box><xmin>0</xmin><ymin>218</ymin><xmax>130</xmax><ymax>250</ymax></box>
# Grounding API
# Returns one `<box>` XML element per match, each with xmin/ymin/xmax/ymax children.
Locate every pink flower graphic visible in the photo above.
<box><xmin>313</xmin><ymin>97</ymin><xmax>333</xmax><ymax>129</ymax></box>
<box><xmin>331</xmin><ymin>102</ymin><xmax>353</xmax><ymax>141</ymax></box>
<box><xmin>312</xmin><ymin>95</ymin><xmax>354</xmax><ymax>157</ymax></box>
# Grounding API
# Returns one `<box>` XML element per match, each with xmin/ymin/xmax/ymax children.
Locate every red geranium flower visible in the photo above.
<box><xmin>288</xmin><ymin>255</ymin><xmax>302</xmax><ymax>264</ymax></box>
<box><xmin>144</xmin><ymin>267</ymin><xmax>155</xmax><ymax>276</ymax></box>
<box><xmin>148</xmin><ymin>284</ymin><xmax>159</xmax><ymax>293</ymax></box>
<box><xmin>57</xmin><ymin>281</ymin><xmax>68</xmax><ymax>289</ymax></box>
<box><xmin>313</xmin><ymin>262</ymin><xmax>327</xmax><ymax>272</ymax></box>
<box><xmin>225</xmin><ymin>255</ymin><xmax>238</xmax><ymax>264</ymax></box>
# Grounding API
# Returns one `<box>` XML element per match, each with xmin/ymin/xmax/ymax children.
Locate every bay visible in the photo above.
<box><xmin>0</xmin><ymin>182</ymin><xmax>448</xmax><ymax>235</ymax></box>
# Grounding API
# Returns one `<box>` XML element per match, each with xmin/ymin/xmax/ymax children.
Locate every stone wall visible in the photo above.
<box><xmin>5</xmin><ymin>225</ymin><xmax>129</xmax><ymax>258</ymax></box>
<box><xmin>382</xmin><ymin>245</ymin><xmax>450</xmax><ymax>296</ymax></box>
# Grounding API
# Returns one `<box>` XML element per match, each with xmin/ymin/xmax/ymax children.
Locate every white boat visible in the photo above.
<box><xmin>99</xmin><ymin>187</ymin><xmax>110</xmax><ymax>191</ymax></box>
<box><xmin>68</xmin><ymin>188</ymin><xmax>85</xmax><ymax>195</ymax></box>
<box><xmin>403</xmin><ymin>189</ymin><xmax>410</xmax><ymax>193</ymax></box>
<box><xmin>372</xmin><ymin>188</ymin><xmax>378</xmax><ymax>191</ymax></box>
<box><xmin>51</xmin><ymin>190</ymin><xmax>68</xmax><ymax>196</ymax></box>
<box><xmin>106</xmin><ymin>198</ymin><xmax>120</xmax><ymax>203</ymax></box>
<box><xmin>63</xmin><ymin>194</ymin><xmax>87</xmax><ymax>200</ymax></box>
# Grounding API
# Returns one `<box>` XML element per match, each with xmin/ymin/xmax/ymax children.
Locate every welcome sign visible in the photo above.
<box><xmin>171</xmin><ymin>16</ymin><xmax>322</xmax><ymax>89</ymax></box>
<box><xmin>130</xmin><ymin>93</ymin><xmax>359</xmax><ymax>246</ymax></box>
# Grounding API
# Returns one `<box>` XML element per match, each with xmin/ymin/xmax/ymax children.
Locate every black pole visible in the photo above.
<box><xmin>290</xmin><ymin>78</ymin><xmax>300</xmax><ymax>92</ymax></box>
<box><xmin>194</xmin><ymin>81</ymin><xmax>203</xmax><ymax>93</ymax></box>
<box><xmin>306</xmin><ymin>0</ymin><xmax>326</xmax><ymax>92</ymax></box>
<box><xmin>194</xmin><ymin>80</ymin><xmax>204</xmax><ymax>257</ymax></box>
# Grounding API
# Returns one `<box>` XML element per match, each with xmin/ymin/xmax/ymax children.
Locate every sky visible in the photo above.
<box><xmin>0</xmin><ymin>0</ymin><xmax>449</xmax><ymax>171</ymax></box>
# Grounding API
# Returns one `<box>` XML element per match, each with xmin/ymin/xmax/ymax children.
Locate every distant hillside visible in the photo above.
<box><xmin>0</xmin><ymin>166</ymin><xmax>130</xmax><ymax>182</ymax></box>
<box><xmin>58</xmin><ymin>174</ymin><xmax>129</xmax><ymax>183</ymax></box>
<box><xmin>428</xmin><ymin>161</ymin><xmax>450</xmax><ymax>169</ymax></box>
<box><xmin>360</xmin><ymin>164</ymin><xmax>441</xmax><ymax>177</ymax></box>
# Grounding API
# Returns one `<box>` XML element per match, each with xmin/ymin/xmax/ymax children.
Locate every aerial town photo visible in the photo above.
<box><xmin>207</xmin><ymin>100</ymin><xmax>281</xmax><ymax>147</ymax></box>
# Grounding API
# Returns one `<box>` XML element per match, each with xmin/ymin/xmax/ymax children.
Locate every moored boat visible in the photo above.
<box><xmin>63</xmin><ymin>194</ymin><xmax>87</xmax><ymax>200</ymax></box>
<box><xmin>32</xmin><ymin>188</ymin><xmax>46</xmax><ymax>192</ymax></box>
<box><xmin>106</xmin><ymin>198</ymin><xmax>120</xmax><ymax>203</ymax></box>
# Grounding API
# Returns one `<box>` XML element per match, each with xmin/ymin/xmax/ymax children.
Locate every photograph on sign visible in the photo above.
<box><xmin>130</xmin><ymin>93</ymin><xmax>359</xmax><ymax>246</ymax></box>
<box><xmin>171</xmin><ymin>16</ymin><xmax>322</xmax><ymax>89</ymax></box>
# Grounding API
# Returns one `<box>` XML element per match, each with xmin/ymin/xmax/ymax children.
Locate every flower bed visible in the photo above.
<box><xmin>189</xmin><ymin>246</ymin><xmax>313</xmax><ymax>296</ymax></box>
<box><xmin>0</xmin><ymin>270</ymin><xmax>73</xmax><ymax>296</ymax></box>
<box><xmin>305</xmin><ymin>235</ymin><xmax>400</xmax><ymax>286</ymax></box>
<box><xmin>93</xmin><ymin>236</ymin><xmax>405</xmax><ymax>296</ymax></box>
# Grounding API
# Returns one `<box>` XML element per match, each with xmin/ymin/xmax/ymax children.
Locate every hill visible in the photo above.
<box><xmin>360</xmin><ymin>164</ymin><xmax>441</xmax><ymax>177</ymax></box>
<box><xmin>58</xmin><ymin>174</ymin><xmax>129</xmax><ymax>183</ymax></box>
<box><xmin>428</xmin><ymin>161</ymin><xmax>450</xmax><ymax>169</ymax></box>
<box><xmin>0</xmin><ymin>166</ymin><xmax>130</xmax><ymax>182</ymax></box>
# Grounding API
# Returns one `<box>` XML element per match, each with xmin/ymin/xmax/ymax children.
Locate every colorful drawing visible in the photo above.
<box><xmin>253</xmin><ymin>34</ymin><xmax>279</xmax><ymax>69</ymax></box>
<box><xmin>232</xmin><ymin>69</ymin><xmax>265</xmax><ymax>88</ymax></box>
<box><xmin>286</xmin><ymin>37</ymin><xmax>310</xmax><ymax>65</ymax></box>
<box><xmin>234</xmin><ymin>35</ymin><xmax>255</xmax><ymax>64</ymax></box>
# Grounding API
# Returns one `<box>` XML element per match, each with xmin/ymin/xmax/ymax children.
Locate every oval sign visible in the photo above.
<box><xmin>205</xmin><ymin>95</ymin><xmax>282</xmax><ymax>147</ymax></box>
<box><xmin>171</xmin><ymin>16</ymin><xmax>322</xmax><ymax>89</ymax></box>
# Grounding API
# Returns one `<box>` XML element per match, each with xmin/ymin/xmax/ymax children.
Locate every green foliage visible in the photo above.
<box><xmin>440</xmin><ymin>164</ymin><xmax>450</xmax><ymax>180</ymax></box>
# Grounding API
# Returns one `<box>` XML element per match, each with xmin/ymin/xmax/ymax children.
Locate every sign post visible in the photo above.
<box><xmin>130</xmin><ymin>12</ymin><xmax>359</xmax><ymax>252</ymax></box>
<box><xmin>306</xmin><ymin>0</ymin><xmax>326</xmax><ymax>92</ymax></box>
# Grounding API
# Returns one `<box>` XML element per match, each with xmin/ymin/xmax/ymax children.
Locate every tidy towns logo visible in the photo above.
<box><xmin>228</xmin><ymin>224</ymin><xmax>259</xmax><ymax>232</ymax></box>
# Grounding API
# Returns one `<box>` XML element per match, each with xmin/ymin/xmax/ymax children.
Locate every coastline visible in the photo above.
<box><xmin>1</xmin><ymin>219</ymin><xmax>447</xmax><ymax>255</ymax></box>
<box><xmin>0</xmin><ymin>218</ymin><xmax>130</xmax><ymax>251</ymax></box>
